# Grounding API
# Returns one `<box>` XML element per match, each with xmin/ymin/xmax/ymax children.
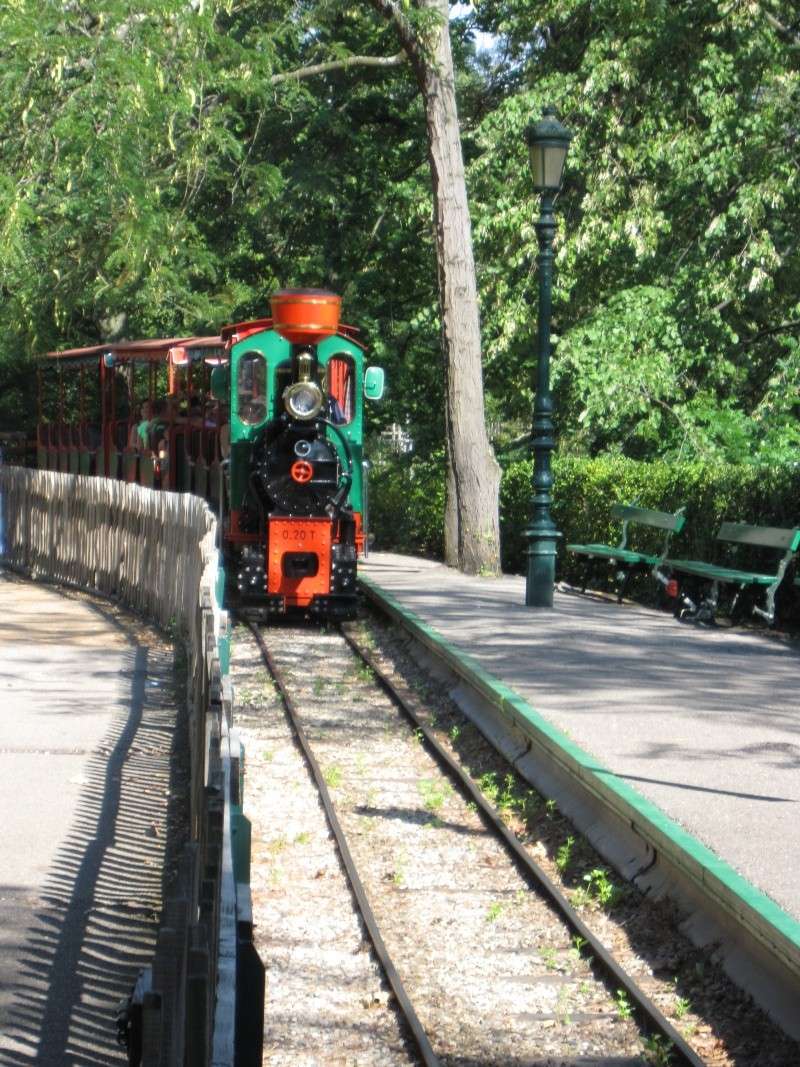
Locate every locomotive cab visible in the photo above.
<box><xmin>223</xmin><ymin>289</ymin><xmax>382</xmax><ymax>620</ymax></box>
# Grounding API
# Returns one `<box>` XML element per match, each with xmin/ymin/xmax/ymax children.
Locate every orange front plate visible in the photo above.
<box><xmin>267</xmin><ymin>517</ymin><xmax>332</xmax><ymax>607</ymax></box>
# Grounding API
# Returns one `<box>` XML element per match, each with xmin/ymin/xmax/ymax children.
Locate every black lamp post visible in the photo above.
<box><xmin>524</xmin><ymin>107</ymin><xmax>571</xmax><ymax>608</ymax></box>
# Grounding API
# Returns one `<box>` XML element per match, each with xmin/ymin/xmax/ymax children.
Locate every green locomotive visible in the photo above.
<box><xmin>38</xmin><ymin>289</ymin><xmax>384</xmax><ymax>619</ymax></box>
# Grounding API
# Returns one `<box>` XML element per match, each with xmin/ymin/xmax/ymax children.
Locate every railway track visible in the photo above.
<box><xmin>232</xmin><ymin>617</ymin><xmax>716</xmax><ymax>1067</ymax></box>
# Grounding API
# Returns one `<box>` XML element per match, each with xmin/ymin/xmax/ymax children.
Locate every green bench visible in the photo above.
<box><xmin>655</xmin><ymin>522</ymin><xmax>800</xmax><ymax>626</ymax></box>
<box><xmin>567</xmin><ymin>503</ymin><xmax>686</xmax><ymax>603</ymax></box>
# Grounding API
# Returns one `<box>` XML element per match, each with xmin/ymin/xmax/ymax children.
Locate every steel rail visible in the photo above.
<box><xmin>341</xmin><ymin>624</ymin><xmax>706</xmax><ymax>1067</ymax></box>
<box><xmin>244</xmin><ymin>619</ymin><xmax>441</xmax><ymax>1067</ymax></box>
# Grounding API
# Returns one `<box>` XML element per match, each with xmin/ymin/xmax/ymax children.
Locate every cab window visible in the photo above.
<box><xmin>237</xmin><ymin>351</ymin><xmax>267</xmax><ymax>424</ymax></box>
<box><xmin>326</xmin><ymin>354</ymin><xmax>355</xmax><ymax>425</ymax></box>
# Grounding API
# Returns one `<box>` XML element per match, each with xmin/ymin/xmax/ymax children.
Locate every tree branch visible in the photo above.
<box><xmin>367</xmin><ymin>0</ymin><xmax>420</xmax><ymax>55</ymax></box>
<box><xmin>270</xmin><ymin>51</ymin><xmax>406</xmax><ymax>85</ymax></box>
<box><xmin>739</xmin><ymin>319</ymin><xmax>800</xmax><ymax>345</ymax></box>
<box><xmin>763</xmin><ymin>9</ymin><xmax>800</xmax><ymax>49</ymax></box>
<box><xmin>367</xmin><ymin>0</ymin><xmax>429</xmax><ymax>85</ymax></box>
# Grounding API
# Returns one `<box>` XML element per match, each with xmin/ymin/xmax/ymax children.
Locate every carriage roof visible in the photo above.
<box><xmin>44</xmin><ymin>335</ymin><xmax>224</xmax><ymax>363</ymax></box>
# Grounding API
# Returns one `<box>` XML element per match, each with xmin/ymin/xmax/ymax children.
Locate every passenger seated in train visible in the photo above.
<box><xmin>129</xmin><ymin>401</ymin><xmax>152</xmax><ymax>450</ymax></box>
<box><xmin>328</xmin><ymin>394</ymin><xmax>347</xmax><ymax>425</ymax></box>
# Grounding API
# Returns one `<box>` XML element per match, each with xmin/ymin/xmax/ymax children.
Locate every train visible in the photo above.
<box><xmin>37</xmin><ymin>289</ymin><xmax>384</xmax><ymax>620</ymax></box>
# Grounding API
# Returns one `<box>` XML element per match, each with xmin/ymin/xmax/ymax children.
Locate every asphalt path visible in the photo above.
<box><xmin>0</xmin><ymin>573</ymin><xmax>176</xmax><ymax>1066</ymax></box>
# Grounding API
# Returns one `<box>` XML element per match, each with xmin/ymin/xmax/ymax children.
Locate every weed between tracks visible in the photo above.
<box><xmin>352</xmin><ymin>608</ymin><xmax>800</xmax><ymax>1067</ymax></box>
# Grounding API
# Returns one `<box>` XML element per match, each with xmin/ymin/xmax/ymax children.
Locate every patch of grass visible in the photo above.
<box><xmin>520</xmin><ymin>789</ymin><xmax>541</xmax><ymax>818</ymax></box>
<box><xmin>352</xmin><ymin>662</ymin><xmax>374</xmax><ymax>683</ymax></box>
<box><xmin>643</xmin><ymin>1034</ymin><xmax>673</xmax><ymax>1065</ymax></box>
<box><xmin>486</xmin><ymin>901</ymin><xmax>504</xmax><ymax>922</ymax></box>
<box><xmin>674</xmin><ymin>994</ymin><xmax>691</xmax><ymax>1020</ymax></box>
<box><xmin>312</xmin><ymin>678</ymin><xmax>326</xmax><ymax>696</ymax></box>
<box><xmin>263</xmin><ymin>749</ymin><xmax>274</xmax><ymax>763</ymax></box>
<box><xmin>418</xmin><ymin>778</ymin><xmax>452</xmax><ymax>815</ymax></box>
<box><xmin>570</xmin><ymin>886</ymin><xmax>591</xmax><ymax>909</ymax></box>
<box><xmin>545</xmin><ymin>798</ymin><xmax>557</xmax><ymax>818</ymax></box>
<box><xmin>614</xmin><ymin>989</ymin><xmax>633</xmax><ymax>1020</ymax></box>
<box><xmin>571</xmin><ymin>934</ymin><xmax>587</xmax><ymax>960</ymax></box>
<box><xmin>540</xmin><ymin>946</ymin><xmax>558</xmax><ymax>970</ymax></box>
<box><xmin>556</xmin><ymin>985</ymin><xmax>572</xmax><ymax>1026</ymax></box>
<box><xmin>475</xmin><ymin>771</ymin><xmax>541</xmax><ymax>826</ymax></box>
<box><xmin>294</xmin><ymin>831</ymin><xmax>311</xmax><ymax>845</ymax></box>
<box><xmin>268</xmin><ymin>834</ymin><xmax>289</xmax><ymax>855</ymax></box>
<box><xmin>477</xmin><ymin>771</ymin><xmax>499</xmax><ymax>803</ymax></box>
<box><xmin>556</xmin><ymin>835</ymin><xmax>576</xmax><ymax>872</ymax></box>
<box><xmin>359</xmin><ymin>629</ymin><xmax>377</xmax><ymax>651</ymax></box>
<box><xmin>391</xmin><ymin>851</ymin><xmax>407</xmax><ymax>887</ymax></box>
<box><xmin>323</xmin><ymin>765</ymin><xmax>343</xmax><ymax>788</ymax></box>
<box><xmin>582</xmin><ymin>867</ymin><xmax>625</xmax><ymax>908</ymax></box>
<box><xmin>449</xmin><ymin>723</ymin><xmax>461</xmax><ymax>742</ymax></box>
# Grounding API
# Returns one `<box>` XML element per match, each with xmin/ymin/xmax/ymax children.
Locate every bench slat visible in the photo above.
<box><xmin>717</xmin><ymin>522</ymin><xmax>800</xmax><ymax>551</ymax></box>
<box><xmin>662</xmin><ymin>559</ymin><xmax>778</xmax><ymax>585</ymax></box>
<box><xmin>610</xmin><ymin>504</ymin><xmax>686</xmax><ymax>532</ymax></box>
<box><xmin>566</xmin><ymin>544</ymin><xmax>660</xmax><ymax>566</ymax></box>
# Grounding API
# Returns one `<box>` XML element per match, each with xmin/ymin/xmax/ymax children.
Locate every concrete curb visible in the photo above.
<box><xmin>360</xmin><ymin>573</ymin><xmax>800</xmax><ymax>1034</ymax></box>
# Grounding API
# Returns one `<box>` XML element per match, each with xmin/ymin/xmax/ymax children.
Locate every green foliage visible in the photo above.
<box><xmin>502</xmin><ymin>455</ymin><xmax>800</xmax><ymax>579</ymax></box>
<box><xmin>0</xmin><ymin>0</ymin><xmax>288</xmax><ymax>351</ymax></box>
<box><xmin>614</xmin><ymin>988</ymin><xmax>633</xmax><ymax>1020</ymax></box>
<box><xmin>371</xmin><ymin>452</ymin><xmax>800</xmax><ymax>581</ymax></box>
<box><xmin>368</xmin><ymin>447</ymin><xmax>447</xmax><ymax>559</ymax></box>
<box><xmin>2</xmin><ymin>0</ymin><xmax>799</xmax><ymax>477</ymax></box>
<box><xmin>470</xmin><ymin>0</ymin><xmax>800</xmax><ymax>463</ymax></box>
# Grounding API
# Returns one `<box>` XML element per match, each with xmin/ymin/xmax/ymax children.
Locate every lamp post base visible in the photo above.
<box><xmin>525</xmin><ymin>528</ymin><xmax>561</xmax><ymax>607</ymax></box>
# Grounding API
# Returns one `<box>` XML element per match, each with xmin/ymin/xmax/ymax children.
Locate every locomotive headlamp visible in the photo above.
<box><xmin>284</xmin><ymin>380</ymin><xmax>324</xmax><ymax>420</ymax></box>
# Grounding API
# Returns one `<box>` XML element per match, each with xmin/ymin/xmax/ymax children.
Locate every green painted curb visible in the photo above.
<box><xmin>360</xmin><ymin>573</ymin><xmax>800</xmax><ymax>976</ymax></box>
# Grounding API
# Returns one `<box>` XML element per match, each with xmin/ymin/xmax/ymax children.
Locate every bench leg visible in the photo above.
<box><xmin>672</xmin><ymin>577</ymin><xmax>690</xmax><ymax>618</ymax></box>
<box><xmin>753</xmin><ymin>580</ymin><xmax>779</xmax><ymax>626</ymax></box>
<box><xmin>581</xmin><ymin>558</ymin><xmax>596</xmax><ymax>594</ymax></box>
<box><xmin>695</xmin><ymin>580</ymin><xmax>719</xmax><ymax>624</ymax></box>
<box><xmin>730</xmin><ymin>583</ymin><xmax>751</xmax><ymax>624</ymax></box>
<box><xmin>677</xmin><ymin>579</ymin><xmax>718</xmax><ymax>625</ymax></box>
<box><xmin>615</xmin><ymin>565</ymin><xmax>634</xmax><ymax>604</ymax></box>
<box><xmin>674</xmin><ymin>577</ymin><xmax>707</xmax><ymax>622</ymax></box>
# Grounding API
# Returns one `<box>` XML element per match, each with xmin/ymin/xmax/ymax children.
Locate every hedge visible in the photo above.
<box><xmin>369</xmin><ymin>453</ymin><xmax>800</xmax><ymax>588</ymax></box>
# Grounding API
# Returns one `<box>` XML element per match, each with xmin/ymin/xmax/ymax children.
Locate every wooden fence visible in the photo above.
<box><xmin>0</xmin><ymin>466</ymin><xmax>260</xmax><ymax>1066</ymax></box>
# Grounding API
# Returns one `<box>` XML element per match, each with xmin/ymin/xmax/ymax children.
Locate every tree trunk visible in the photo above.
<box><xmin>443</xmin><ymin>412</ymin><xmax>459</xmax><ymax>567</ymax></box>
<box><xmin>370</xmin><ymin>0</ymin><xmax>501</xmax><ymax>575</ymax></box>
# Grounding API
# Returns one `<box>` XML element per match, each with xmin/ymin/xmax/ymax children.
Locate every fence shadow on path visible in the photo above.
<box><xmin>0</xmin><ymin>610</ymin><xmax>182</xmax><ymax>1067</ymax></box>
